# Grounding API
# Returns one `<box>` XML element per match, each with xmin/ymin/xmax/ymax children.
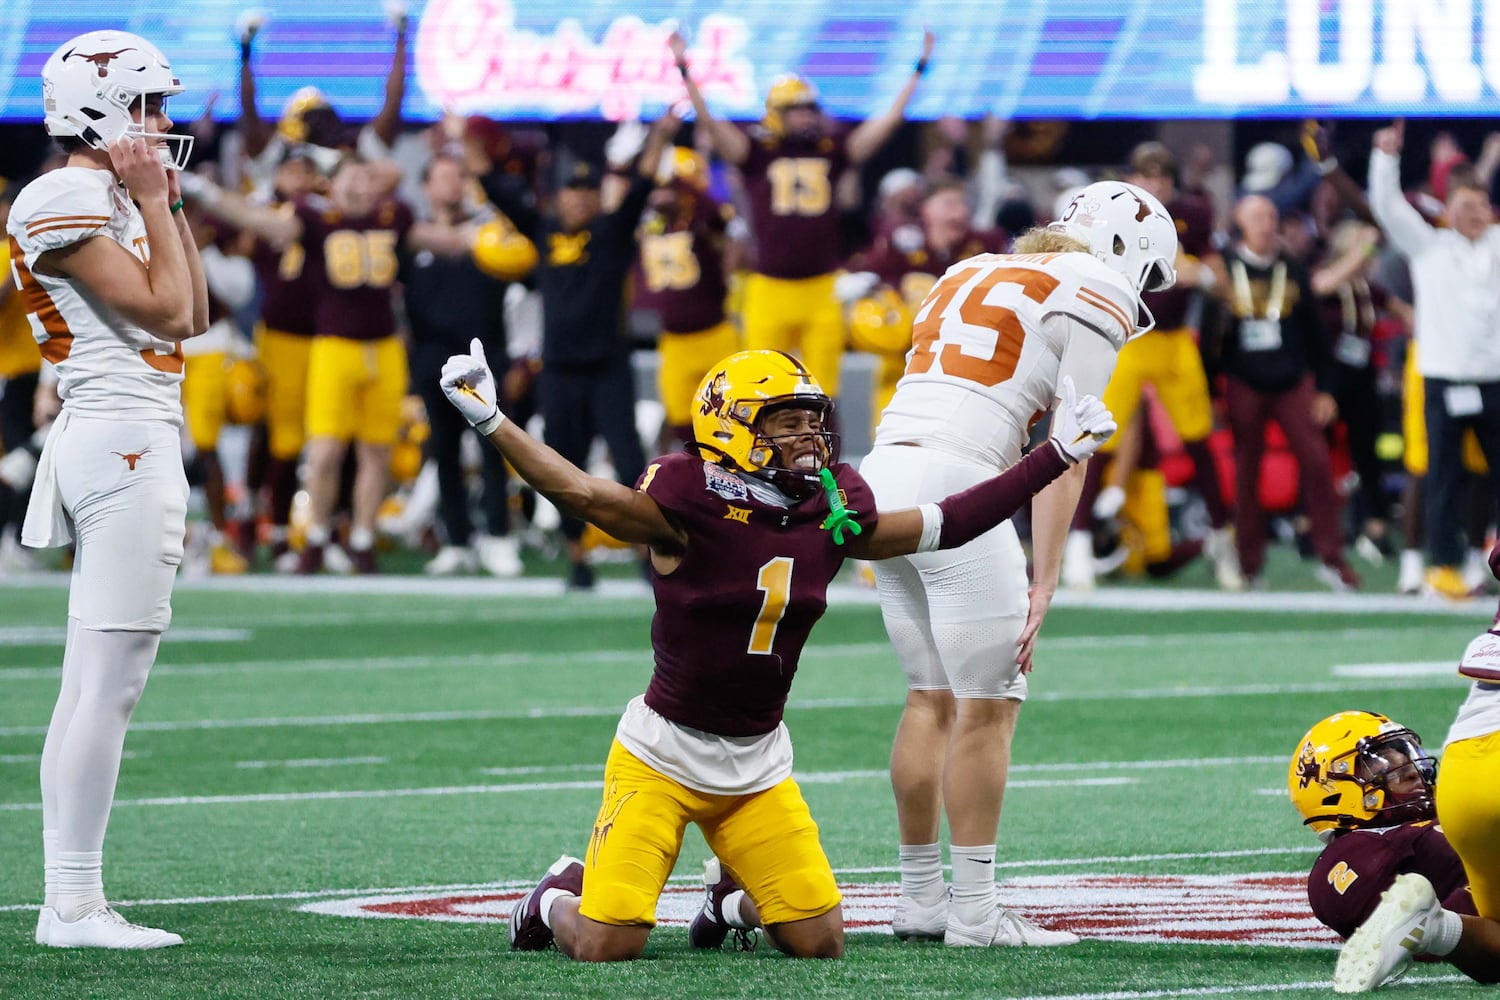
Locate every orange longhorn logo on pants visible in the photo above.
<box><xmin>111</xmin><ymin>449</ymin><xmax>150</xmax><ymax>470</ymax></box>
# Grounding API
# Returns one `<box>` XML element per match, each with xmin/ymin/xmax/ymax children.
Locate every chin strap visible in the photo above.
<box><xmin>818</xmin><ymin>467</ymin><xmax>863</xmax><ymax>545</ymax></box>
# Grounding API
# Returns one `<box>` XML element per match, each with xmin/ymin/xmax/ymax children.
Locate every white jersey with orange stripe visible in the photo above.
<box><xmin>6</xmin><ymin>167</ymin><xmax>184</xmax><ymax>424</ymax></box>
<box><xmin>872</xmin><ymin>251</ymin><xmax>1136</xmax><ymax>472</ymax></box>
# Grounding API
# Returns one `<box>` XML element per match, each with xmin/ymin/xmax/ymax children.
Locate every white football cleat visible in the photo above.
<box><xmin>475</xmin><ymin>534</ymin><xmax>523</xmax><ymax>578</ymax></box>
<box><xmin>1333</xmin><ymin>872</ymin><xmax>1439</xmax><ymax>993</ymax></box>
<box><xmin>425</xmin><ymin>545</ymin><xmax>478</xmax><ymax>576</ymax></box>
<box><xmin>1062</xmin><ymin>530</ymin><xmax>1096</xmax><ymax>591</ymax></box>
<box><xmin>945</xmin><ymin>906</ymin><xmax>1080</xmax><ymax>947</ymax></box>
<box><xmin>39</xmin><ymin>906</ymin><xmax>183</xmax><ymax>949</ymax></box>
<box><xmin>35</xmin><ymin>905</ymin><xmax>56</xmax><ymax>945</ymax></box>
<box><xmin>1397</xmin><ymin>549</ymin><xmax>1425</xmax><ymax>596</ymax></box>
<box><xmin>892</xmin><ymin>894</ymin><xmax>948</xmax><ymax>942</ymax></box>
<box><xmin>1091</xmin><ymin>484</ymin><xmax>1126</xmax><ymax>521</ymax></box>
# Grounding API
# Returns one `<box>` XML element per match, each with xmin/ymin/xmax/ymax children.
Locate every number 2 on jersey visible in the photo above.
<box><xmin>906</xmin><ymin>266</ymin><xmax>1061</xmax><ymax>386</ymax></box>
<box><xmin>749</xmin><ymin>556</ymin><xmax>794</xmax><ymax>654</ymax></box>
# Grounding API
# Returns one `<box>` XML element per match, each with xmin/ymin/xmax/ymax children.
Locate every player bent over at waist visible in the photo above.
<box><xmin>439</xmin><ymin>346</ymin><xmax>1116</xmax><ymax>961</ymax></box>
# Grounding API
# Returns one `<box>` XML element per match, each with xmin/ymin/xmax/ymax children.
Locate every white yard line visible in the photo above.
<box><xmin>1007</xmin><ymin>975</ymin><xmax>1468</xmax><ymax>1000</ymax></box>
<box><xmin>0</xmin><ymin>846</ymin><xmax>1321</xmax><ymax>914</ymax></box>
<box><xmin>1331</xmin><ymin>661</ymin><xmax>1461</xmax><ymax>678</ymax></box>
<box><xmin>235</xmin><ymin>757</ymin><xmax>389</xmax><ymax>769</ymax></box>
<box><xmin>0</xmin><ymin>626</ymin><xmax>250</xmax><ymax>646</ymax></box>
<box><xmin>0</xmin><ymin>772</ymin><xmax>1135</xmax><ymax>812</ymax></box>
<box><xmin>2</xmin><ymin>569</ymin><xmax>1490</xmax><ymax>615</ymax></box>
<box><xmin>482</xmin><ymin>756</ymin><xmax>1287</xmax><ymax>780</ymax></box>
<box><xmin>0</xmin><ymin>677</ymin><xmax>1460</xmax><ymax>737</ymax></box>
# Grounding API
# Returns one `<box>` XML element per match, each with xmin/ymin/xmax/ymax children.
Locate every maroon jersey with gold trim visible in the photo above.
<box><xmin>295</xmin><ymin>197</ymin><xmax>413</xmax><ymax>341</ymax></box>
<box><xmin>1143</xmin><ymin>191</ymin><xmax>1215</xmax><ymax>332</ymax></box>
<box><xmin>632</xmin><ymin>190</ymin><xmax>730</xmax><ymax>334</ymax></box>
<box><xmin>1308</xmin><ymin>822</ymin><xmax>1475</xmax><ymax>939</ymax></box>
<box><xmin>249</xmin><ymin>201</ymin><xmax>319</xmax><ymax>336</ymax></box>
<box><xmin>855</xmin><ymin>225</ymin><xmax>1010</xmax><ymax>290</ymax></box>
<box><xmin>637</xmin><ymin>452</ymin><xmax>880</xmax><ymax>737</ymax></box>
<box><xmin>741</xmin><ymin>131</ymin><xmax>850</xmax><ymax>279</ymax></box>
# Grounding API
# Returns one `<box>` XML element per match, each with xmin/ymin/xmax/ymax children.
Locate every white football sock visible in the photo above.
<box><xmin>538</xmin><ymin>888</ymin><xmax>576</xmax><ymax>930</ymax></box>
<box><xmin>949</xmin><ymin>844</ymin><xmax>997</xmax><ymax>924</ymax></box>
<box><xmin>898</xmin><ymin>842</ymin><xmax>945</xmax><ymax>906</ymax></box>
<box><xmin>54</xmin><ymin>629</ymin><xmax>159</xmax><ymax>855</ymax></box>
<box><xmin>41</xmin><ymin>617</ymin><xmax>84</xmax><ymax>832</ymax></box>
<box><xmin>55</xmin><ymin>850</ymin><xmax>106</xmax><ymax>922</ymax></box>
<box><xmin>348</xmin><ymin>527</ymin><xmax>374</xmax><ymax>552</ymax></box>
<box><xmin>721</xmin><ymin>889</ymin><xmax>752</xmax><ymax>930</ymax></box>
<box><xmin>1427</xmin><ymin>908</ymin><xmax>1464</xmax><ymax>957</ymax></box>
<box><xmin>305</xmin><ymin>523</ymin><xmax>331</xmax><ymax>547</ymax></box>
<box><xmin>43</xmin><ymin>829</ymin><xmax>59</xmax><ymax>910</ymax></box>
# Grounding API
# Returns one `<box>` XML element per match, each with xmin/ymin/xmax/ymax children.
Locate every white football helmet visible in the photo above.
<box><xmin>1052</xmin><ymin>180</ymin><xmax>1178</xmax><ymax>334</ymax></box>
<box><xmin>42</xmin><ymin>31</ymin><xmax>193</xmax><ymax>171</ymax></box>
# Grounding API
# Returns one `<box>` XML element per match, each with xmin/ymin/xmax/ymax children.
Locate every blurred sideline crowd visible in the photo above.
<box><xmin>1</xmin><ymin>12</ymin><xmax>1498</xmax><ymax>597</ymax></box>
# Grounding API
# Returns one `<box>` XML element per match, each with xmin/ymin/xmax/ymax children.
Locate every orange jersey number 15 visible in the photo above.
<box><xmin>905</xmin><ymin>265</ymin><xmax>1061</xmax><ymax>387</ymax></box>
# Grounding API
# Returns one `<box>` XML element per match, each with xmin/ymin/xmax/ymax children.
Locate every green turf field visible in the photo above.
<box><xmin>0</xmin><ymin>567</ymin><xmax>1493</xmax><ymax>999</ymax></box>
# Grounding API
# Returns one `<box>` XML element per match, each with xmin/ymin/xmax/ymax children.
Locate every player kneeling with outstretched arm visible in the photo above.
<box><xmin>440</xmin><ymin>345</ymin><xmax>1113</xmax><ymax>962</ymax></box>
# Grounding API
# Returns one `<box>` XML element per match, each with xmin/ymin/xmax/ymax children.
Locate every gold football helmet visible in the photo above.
<box><xmin>763</xmin><ymin>74</ymin><xmax>820</xmax><ymax>136</ymax></box>
<box><xmin>223</xmin><ymin>358</ymin><xmax>268</xmax><ymax>426</ymax></box>
<box><xmin>691</xmin><ymin>350</ymin><xmax>835</xmax><ymax>500</ymax></box>
<box><xmin>661</xmin><ymin>146</ymin><xmax>709</xmax><ymax>191</ymax></box>
<box><xmin>846</xmin><ymin>286</ymin><xmax>914</xmax><ymax>357</ymax></box>
<box><xmin>278</xmin><ymin>86</ymin><xmax>334</xmax><ymax>144</ymax></box>
<box><xmin>471</xmin><ymin>216</ymin><xmax>538</xmax><ymax>281</ymax></box>
<box><xmin>1288</xmin><ymin>710</ymin><xmax>1437</xmax><ymax>842</ymax></box>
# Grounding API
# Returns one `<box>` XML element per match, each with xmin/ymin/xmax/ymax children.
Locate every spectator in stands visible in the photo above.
<box><xmin>1369</xmin><ymin>121</ymin><xmax>1500</xmax><ymax>600</ymax></box>
<box><xmin>466</xmin><ymin>115</ymin><xmax>676</xmax><ymax>590</ymax></box>
<box><xmin>403</xmin><ymin>153</ymin><xmax>525</xmax><ymax>577</ymax></box>
<box><xmin>1312</xmin><ymin>221</ymin><xmax>1407</xmax><ymax>566</ymax></box>
<box><xmin>1241</xmin><ymin>140</ymin><xmax>1323</xmax><ymax>218</ymax></box>
<box><xmin>672</xmin><ymin>28</ymin><xmax>934</xmax><ymax>399</ymax></box>
<box><xmin>1217</xmin><ymin>193</ymin><xmax>1358</xmax><ymax>591</ymax></box>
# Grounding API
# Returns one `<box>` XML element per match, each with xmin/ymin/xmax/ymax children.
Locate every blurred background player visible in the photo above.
<box><xmin>859</xmin><ymin>181</ymin><xmax>1175</xmax><ymax>948</ymax></box>
<box><xmin>465</xmin><ymin>114</ymin><xmax>677</xmax><ymax>589</ymax></box>
<box><xmin>633</xmin><ymin>145</ymin><xmax>738</xmax><ymax>449</ymax></box>
<box><xmin>178</xmin><ymin>203</ymin><xmax>257</xmax><ymax>575</ymax></box>
<box><xmin>402</xmin><ymin>152</ymin><xmax>530</xmax><ymax>576</ymax></box>
<box><xmin>12</xmin><ymin>30</ymin><xmax>208</xmax><ymax>947</ymax></box>
<box><xmin>672</xmin><ymin>28</ymin><xmax>935</xmax><ymax>399</ymax></box>
<box><xmin>1066</xmin><ymin>142</ymin><xmax>1237</xmax><ymax>592</ymax></box>
<box><xmin>181</xmin><ymin>156</ymin><xmax>475</xmax><ymax>573</ymax></box>
<box><xmin>841</xmin><ymin>178</ymin><xmax>1009</xmax><ymax>430</ymax></box>
<box><xmin>0</xmin><ymin>179</ymin><xmax>44</xmax><ymax>571</ymax></box>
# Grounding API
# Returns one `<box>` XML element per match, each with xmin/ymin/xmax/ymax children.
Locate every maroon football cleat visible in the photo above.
<box><xmin>509</xmin><ymin>854</ymin><xmax>584</xmax><ymax>951</ymax></box>
<box><xmin>688</xmin><ymin>857</ymin><xmax>757</xmax><ymax>951</ymax></box>
<box><xmin>295</xmin><ymin>543</ymin><xmax>324</xmax><ymax>575</ymax></box>
<box><xmin>349</xmin><ymin>546</ymin><xmax>378</xmax><ymax>575</ymax></box>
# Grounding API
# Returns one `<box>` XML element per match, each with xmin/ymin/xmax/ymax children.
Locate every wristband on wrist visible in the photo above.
<box><xmin>676</xmin><ymin>61</ymin><xmax>690</xmax><ymax>79</ymax></box>
<box><xmin>475</xmin><ymin>409</ymin><xmax>506</xmax><ymax>436</ymax></box>
<box><xmin>915</xmin><ymin>58</ymin><xmax>929</xmax><ymax>76</ymax></box>
<box><xmin>1316</xmin><ymin>156</ymin><xmax>1339</xmax><ymax>176</ymax></box>
<box><xmin>240</xmin><ymin>40</ymin><xmax>252</xmax><ymax>62</ymax></box>
<box><xmin>169</xmin><ymin>199</ymin><xmax>185</xmax><ymax>214</ymax></box>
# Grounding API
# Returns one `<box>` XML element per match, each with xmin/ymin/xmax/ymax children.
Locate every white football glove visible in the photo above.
<box><xmin>384</xmin><ymin>0</ymin><xmax>409</xmax><ymax>32</ymax></box>
<box><xmin>440</xmin><ymin>338</ymin><xmax>505</xmax><ymax>435</ymax></box>
<box><xmin>1049</xmin><ymin>375</ymin><xmax>1116</xmax><ymax>464</ymax></box>
<box><xmin>833</xmin><ymin>271</ymin><xmax>880</xmax><ymax>304</ymax></box>
<box><xmin>604</xmin><ymin>120</ymin><xmax>649</xmax><ymax>168</ymax></box>
<box><xmin>235</xmin><ymin>9</ymin><xmax>267</xmax><ymax>46</ymax></box>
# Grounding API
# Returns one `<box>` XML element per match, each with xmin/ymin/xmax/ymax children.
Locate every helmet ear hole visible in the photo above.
<box><xmin>1112</xmin><ymin>235</ymin><xmax>1126</xmax><ymax>256</ymax></box>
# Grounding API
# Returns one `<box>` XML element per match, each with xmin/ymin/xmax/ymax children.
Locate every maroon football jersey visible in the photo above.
<box><xmin>632</xmin><ymin>191</ymin><xmax>730</xmax><ymax>334</ymax></box>
<box><xmin>295</xmin><ymin>198</ymin><xmax>414</xmax><ymax>341</ymax></box>
<box><xmin>856</xmin><ymin>226</ymin><xmax>1010</xmax><ymax>289</ymax></box>
<box><xmin>1143</xmin><ymin>191</ymin><xmax>1215</xmax><ymax>331</ymax></box>
<box><xmin>637</xmin><ymin>452</ymin><xmax>880</xmax><ymax>737</ymax></box>
<box><xmin>741</xmin><ymin>131</ymin><xmax>850</xmax><ymax>279</ymax></box>
<box><xmin>1308</xmin><ymin>822</ymin><xmax>1475</xmax><ymax>939</ymax></box>
<box><xmin>250</xmin><ymin>205</ymin><xmax>320</xmax><ymax>337</ymax></box>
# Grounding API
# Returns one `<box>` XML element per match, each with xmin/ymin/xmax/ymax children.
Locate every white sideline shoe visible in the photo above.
<box><xmin>892</xmin><ymin>894</ymin><xmax>948</xmax><ymax>941</ymax></box>
<box><xmin>425</xmin><ymin>545</ymin><xmax>478</xmax><ymax>575</ymax></box>
<box><xmin>945</xmin><ymin>906</ymin><xmax>1080</xmax><ymax>947</ymax></box>
<box><xmin>35</xmin><ymin>905</ymin><xmax>55</xmax><ymax>945</ymax></box>
<box><xmin>1205</xmin><ymin>527</ymin><xmax>1245</xmax><ymax>591</ymax></box>
<box><xmin>1333</xmin><ymin>872</ymin><xmax>1439</xmax><ymax>993</ymax></box>
<box><xmin>475</xmin><ymin>534</ymin><xmax>523</xmax><ymax>578</ymax></box>
<box><xmin>1062</xmin><ymin>530</ymin><xmax>1096</xmax><ymax>591</ymax></box>
<box><xmin>39</xmin><ymin>906</ymin><xmax>183</xmax><ymax>949</ymax></box>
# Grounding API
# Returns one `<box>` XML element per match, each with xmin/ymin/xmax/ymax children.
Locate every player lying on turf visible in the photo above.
<box><xmin>439</xmin><ymin>346</ymin><xmax>1115</xmax><ymax>961</ymax></box>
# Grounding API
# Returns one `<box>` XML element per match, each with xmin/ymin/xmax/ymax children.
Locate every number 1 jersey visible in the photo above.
<box><xmin>874</xmin><ymin>251</ymin><xmax>1137</xmax><ymax>471</ymax></box>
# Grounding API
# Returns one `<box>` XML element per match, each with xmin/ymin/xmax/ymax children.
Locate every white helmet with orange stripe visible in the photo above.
<box><xmin>41</xmin><ymin>30</ymin><xmax>193</xmax><ymax>171</ymax></box>
<box><xmin>1051</xmin><ymin>181</ymin><xmax>1177</xmax><ymax>311</ymax></box>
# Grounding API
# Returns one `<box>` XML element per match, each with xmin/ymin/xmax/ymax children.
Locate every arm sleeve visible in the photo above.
<box><xmin>1055</xmin><ymin>313</ymin><xmax>1121</xmax><ymax>400</ymax></box>
<box><xmin>610</xmin><ymin>175</ymin><xmax>655</xmax><ymax>245</ymax></box>
<box><xmin>1368</xmin><ymin>151</ymin><xmax>1435</xmax><ymax>258</ymax></box>
<box><xmin>1296</xmin><ymin>270</ymin><xmax>1337</xmax><ymax>395</ymax></box>
<box><xmin>479</xmin><ymin>171</ymin><xmax>541</xmax><ymax>238</ymax></box>
<box><xmin>936</xmin><ymin>443</ymin><xmax>1069</xmax><ymax>550</ymax></box>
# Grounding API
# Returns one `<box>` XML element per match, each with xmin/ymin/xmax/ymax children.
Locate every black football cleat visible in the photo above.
<box><xmin>508</xmin><ymin>854</ymin><xmax>584</xmax><ymax>951</ymax></box>
<box><xmin>688</xmin><ymin>857</ymin><xmax>757</xmax><ymax>951</ymax></box>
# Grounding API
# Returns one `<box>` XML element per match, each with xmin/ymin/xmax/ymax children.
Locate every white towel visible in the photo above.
<box><xmin>21</xmin><ymin>409</ymin><xmax>72</xmax><ymax>549</ymax></box>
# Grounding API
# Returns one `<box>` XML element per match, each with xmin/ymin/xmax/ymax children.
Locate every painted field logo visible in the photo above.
<box><xmin>300</xmin><ymin>872</ymin><xmax>1340</xmax><ymax>948</ymax></box>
